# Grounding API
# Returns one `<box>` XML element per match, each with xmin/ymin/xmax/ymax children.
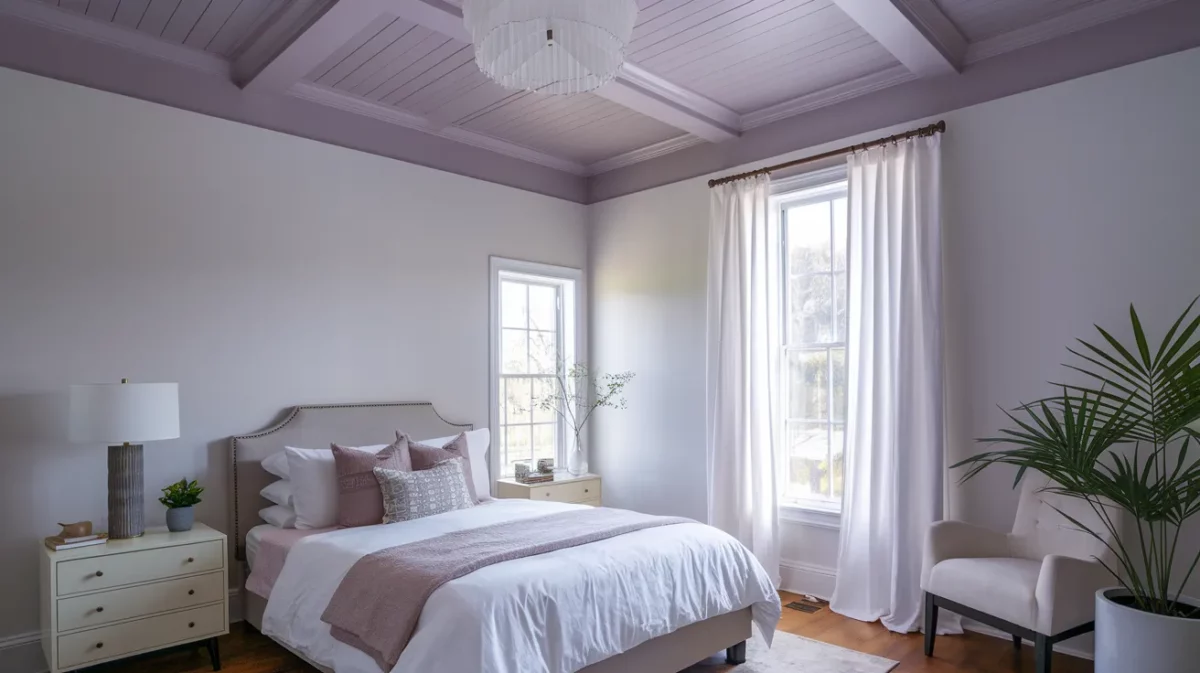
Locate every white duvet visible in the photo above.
<box><xmin>263</xmin><ymin>500</ymin><xmax>781</xmax><ymax>673</ymax></box>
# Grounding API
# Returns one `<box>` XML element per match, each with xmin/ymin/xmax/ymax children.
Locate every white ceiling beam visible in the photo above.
<box><xmin>830</xmin><ymin>0</ymin><xmax>966</xmax><ymax>76</ymax></box>
<box><xmin>394</xmin><ymin>0</ymin><xmax>741</xmax><ymax>142</ymax></box>
<box><xmin>601</xmin><ymin>63</ymin><xmax>740</xmax><ymax>143</ymax></box>
<box><xmin>237</xmin><ymin>0</ymin><xmax>390</xmax><ymax>92</ymax></box>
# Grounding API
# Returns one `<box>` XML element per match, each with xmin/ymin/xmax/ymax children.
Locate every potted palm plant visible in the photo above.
<box><xmin>954</xmin><ymin>299</ymin><xmax>1200</xmax><ymax>673</ymax></box>
<box><xmin>159</xmin><ymin>478</ymin><xmax>204</xmax><ymax>532</ymax></box>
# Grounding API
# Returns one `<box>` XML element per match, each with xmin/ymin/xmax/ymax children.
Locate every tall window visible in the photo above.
<box><xmin>775</xmin><ymin>175</ymin><xmax>848</xmax><ymax>511</ymax></box>
<box><xmin>490</xmin><ymin>258</ymin><xmax>580</xmax><ymax>478</ymax></box>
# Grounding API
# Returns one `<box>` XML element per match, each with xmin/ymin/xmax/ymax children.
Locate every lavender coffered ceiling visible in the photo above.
<box><xmin>1</xmin><ymin>0</ymin><xmax>1196</xmax><ymax>202</ymax></box>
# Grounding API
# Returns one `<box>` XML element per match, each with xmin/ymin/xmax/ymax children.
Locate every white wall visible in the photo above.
<box><xmin>0</xmin><ymin>65</ymin><xmax>586</xmax><ymax>666</ymax></box>
<box><xmin>590</xmin><ymin>46</ymin><xmax>1200</xmax><ymax>609</ymax></box>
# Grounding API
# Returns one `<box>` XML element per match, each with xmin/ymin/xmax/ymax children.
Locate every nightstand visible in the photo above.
<box><xmin>39</xmin><ymin>523</ymin><xmax>228</xmax><ymax>672</ymax></box>
<box><xmin>496</xmin><ymin>473</ymin><xmax>602</xmax><ymax>506</ymax></box>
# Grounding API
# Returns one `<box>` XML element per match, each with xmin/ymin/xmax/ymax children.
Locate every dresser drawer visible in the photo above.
<box><xmin>58</xmin><ymin>570</ymin><xmax>224</xmax><ymax>632</ymax></box>
<box><xmin>58</xmin><ymin>602</ymin><xmax>224</xmax><ymax>669</ymax></box>
<box><xmin>57</xmin><ymin>541</ymin><xmax>223</xmax><ymax>596</ymax></box>
<box><xmin>528</xmin><ymin>479</ymin><xmax>600</xmax><ymax>503</ymax></box>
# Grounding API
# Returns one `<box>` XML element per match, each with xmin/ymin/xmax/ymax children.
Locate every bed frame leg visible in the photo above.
<box><xmin>725</xmin><ymin>640</ymin><xmax>747</xmax><ymax>664</ymax></box>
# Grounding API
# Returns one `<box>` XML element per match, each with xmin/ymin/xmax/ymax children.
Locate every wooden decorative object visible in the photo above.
<box><xmin>58</xmin><ymin>521</ymin><xmax>93</xmax><ymax>538</ymax></box>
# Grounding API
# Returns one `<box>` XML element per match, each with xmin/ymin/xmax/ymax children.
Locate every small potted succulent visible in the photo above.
<box><xmin>159</xmin><ymin>478</ymin><xmax>204</xmax><ymax>532</ymax></box>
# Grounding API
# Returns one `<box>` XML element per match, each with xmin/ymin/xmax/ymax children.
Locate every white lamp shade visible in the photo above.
<box><xmin>69</xmin><ymin>382</ymin><xmax>180</xmax><ymax>444</ymax></box>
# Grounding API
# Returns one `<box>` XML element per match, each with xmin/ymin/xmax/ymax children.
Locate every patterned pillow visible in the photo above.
<box><xmin>374</xmin><ymin>459</ymin><xmax>475</xmax><ymax>523</ymax></box>
<box><xmin>405</xmin><ymin>432</ymin><xmax>479</xmax><ymax>503</ymax></box>
<box><xmin>332</xmin><ymin>437</ymin><xmax>412</xmax><ymax>528</ymax></box>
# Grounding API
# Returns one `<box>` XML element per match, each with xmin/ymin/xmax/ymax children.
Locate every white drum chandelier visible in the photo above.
<box><xmin>463</xmin><ymin>0</ymin><xmax>639</xmax><ymax>95</ymax></box>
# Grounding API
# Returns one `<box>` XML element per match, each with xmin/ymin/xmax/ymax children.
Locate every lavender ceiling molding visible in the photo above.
<box><xmin>0</xmin><ymin>9</ymin><xmax>587</xmax><ymax>203</ymax></box>
<box><xmin>588</xmin><ymin>0</ymin><xmax>1200</xmax><ymax>203</ymax></box>
<box><xmin>0</xmin><ymin>0</ymin><xmax>1194</xmax><ymax>205</ymax></box>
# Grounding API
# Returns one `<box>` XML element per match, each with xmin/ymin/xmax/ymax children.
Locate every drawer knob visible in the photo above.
<box><xmin>95</xmin><ymin>571</ymin><xmax>104</xmax><ymax>577</ymax></box>
<box><xmin>584</xmin><ymin>488</ymin><xmax>589</xmax><ymax>493</ymax></box>
<box><xmin>95</xmin><ymin>607</ymin><xmax>104</xmax><ymax>613</ymax></box>
<box><xmin>187</xmin><ymin>557</ymin><xmax>194</xmax><ymax>563</ymax></box>
<box><xmin>95</xmin><ymin>642</ymin><xmax>103</xmax><ymax>649</ymax></box>
<box><xmin>189</xmin><ymin>622</ymin><xmax>196</xmax><ymax>628</ymax></box>
<box><xmin>188</xmin><ymin>589</ymin><xmax>195</xmax><ymax>595</ymax></box>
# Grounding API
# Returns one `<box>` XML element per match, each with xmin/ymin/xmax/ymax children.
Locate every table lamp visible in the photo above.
<box><xmin>69</xmin><ymin>379</ymin><xmax>180</xmax><ymax>539</ymax></box>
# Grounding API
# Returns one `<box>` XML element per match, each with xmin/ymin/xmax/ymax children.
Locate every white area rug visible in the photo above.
<box><xmin>683</xmin><ymin>631</ymin><xmax>899</xmax><ymax>673</ymax></box>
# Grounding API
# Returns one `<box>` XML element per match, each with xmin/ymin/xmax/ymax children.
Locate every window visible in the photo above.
<box><xmin>489</xmin><ymin>257</ymin><xmax>581</xmax><ymax>479</ymax></box>
<box><xmin>774</xmin><ymin>172</ymin><xmax>848</xmax><ymax>512</ymax></box>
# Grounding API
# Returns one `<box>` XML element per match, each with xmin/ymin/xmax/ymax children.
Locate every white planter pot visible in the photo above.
<box><xmin>1095</xmin><ymin>588</ymin><xmax>1200</xmax><ymax>673</ymax></box>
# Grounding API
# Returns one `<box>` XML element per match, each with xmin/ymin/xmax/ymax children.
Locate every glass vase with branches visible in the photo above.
<box><xmin>534</xmin><ymin>363</ymin><xmax>634</xmax><ymax>476</ymax></box>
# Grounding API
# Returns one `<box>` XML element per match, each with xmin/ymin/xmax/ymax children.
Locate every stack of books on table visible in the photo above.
<box><xmin>45</xmin><ymin>533</ymin><xmax>108</xmax><ymax>551</ymax></box>
<box><xmin>517</xmin><ymin>473</ymin><xmax>555</xmax><ymax>485</ymax></box>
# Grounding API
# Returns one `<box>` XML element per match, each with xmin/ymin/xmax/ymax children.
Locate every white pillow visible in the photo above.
<box><xmin>260</xmin><ymin>479</ymin><xmax>293</xmax><ymax>507</ymax></box>
<box><xmin>418</xmin><ymin>428</ymin><xmax>491</xmax><ymax>500</ymax></box>
<box><xmin>259</xmin><ymin>504</ymin><xmax>297</xmax><ymax>529</ymax></box>
<box><xmin>285</xmin><ymin>444</ymin><xmax>387</xmax><ymax>529</ymax></box>
<box><xmin>262</xmin><ymin>451</ymin><xmax>289</xmax><ymax>479</ymax></box>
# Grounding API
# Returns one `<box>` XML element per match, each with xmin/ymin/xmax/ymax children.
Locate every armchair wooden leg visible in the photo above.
<box><xmin>923</xmin><ymin>592</ymin><xmax>938</xmax><ymax>657</ymax></box>
<box><xmin>1034</xmin><ymin>634</ymin><xmax>1050</xmax><ymax>673</ymax></box>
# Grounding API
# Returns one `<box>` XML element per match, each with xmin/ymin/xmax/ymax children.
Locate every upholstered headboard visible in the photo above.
<box><xmin>229</xmin><ymin>402</ymin><xmax>472</xmax><ymax>559</ymax></box>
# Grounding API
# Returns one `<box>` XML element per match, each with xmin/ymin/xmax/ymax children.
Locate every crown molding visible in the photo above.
<box><xmin>965</xmin><ymin>0</ymin><xmax>1177</xmax><ymax>64</ymax></box>
<box><xmin>0</xmin><ymin>0</ymin><xmax>230</xmax><ymax>77</ymax></box>
<box><xmin>288</xmin><ymin>82</ymin><xmax>588</xmax><ymax>176</ymax></box>
<box><xmin>741</xmin><ymin>66</ymin><xmax>917</xmax><ymax>131</ymax></box>
<box><xmin>585</xmin><ymin>135</ymin><xmax>707</xmax><ymax>176</ymax></box>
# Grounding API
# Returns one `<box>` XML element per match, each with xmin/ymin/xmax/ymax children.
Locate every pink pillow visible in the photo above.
<box><xmin>405</xmin><ymin>431</ymin><xmax>479</xmax><ymax>502</ymax></box>
<box><xmin>332</xmin><ymin>438</ymin><xmax>412</xmax><ymax>528</ymax></box>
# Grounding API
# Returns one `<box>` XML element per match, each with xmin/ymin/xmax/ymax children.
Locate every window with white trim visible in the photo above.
<box><xmin>774</xmin><ymin>172</ymin><xmax>848</xmax><ymax>512</ymax></box>
<box><xmin>489</xmin><ymin>258</ymin><xmax>580</xmax><ymax>477</ymax></box>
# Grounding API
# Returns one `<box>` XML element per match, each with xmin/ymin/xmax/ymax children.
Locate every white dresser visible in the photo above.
<box><xmin>39</xmin><ymin>524</ymin><xmax>228</xmax><ymax>672</ymax></box>
<box><xmin>496</xmin><ymin>473</ymin><xmax>602</xmax><ymax>506</ymax></box>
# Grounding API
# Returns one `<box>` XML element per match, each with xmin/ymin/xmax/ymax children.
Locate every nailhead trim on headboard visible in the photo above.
<box><xmin>229</xmin><ymin>402</ymin><xmax>472</xmax><ymax>560</ymax></box>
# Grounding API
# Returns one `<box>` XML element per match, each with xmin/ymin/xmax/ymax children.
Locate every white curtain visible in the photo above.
<box><xmin>705</xmin><ymin>175</ymin><xmax>781</xmax><ymax>585</ymax></box>
<box><xmin>829</xmin><ymin>134</ymin><xmax>947</xmax><ymax>633</ymax></box>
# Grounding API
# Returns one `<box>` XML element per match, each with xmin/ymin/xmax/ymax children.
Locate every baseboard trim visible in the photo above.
<box><xmin>779</xmin><ymin>560</ymin><xmax>837</xmax><ymax>601</ymax></box>
<box><xmin>961</xmin><ymin>618</ymin><xmax>1094</xmax><ymax>661</ymax></box>
<box><xmin>0</xmin><ymin>588</ymin><xmax>244</xmax><ymax>673</ymax></box>
<box><xmin>0</xmin><ymin>630</ymin><xmax>43</xmax><ymax>673</ymax></box>
<box><xmin>0</xmin><ymin>631</ymin><xmax>39</xmax><ymax>651</ymax></box>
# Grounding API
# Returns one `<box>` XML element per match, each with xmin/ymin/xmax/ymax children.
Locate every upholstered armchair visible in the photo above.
<box><xmin>921</xmin><ymin>474</ymin><xmax>1122</xmax><ymax>673</ymax></box>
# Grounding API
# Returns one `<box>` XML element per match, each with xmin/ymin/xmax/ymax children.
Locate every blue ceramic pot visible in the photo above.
<box><xmin>166</xmin><ymin>506</ymin><xmax>194</xmax><ymax>532</ymax></box>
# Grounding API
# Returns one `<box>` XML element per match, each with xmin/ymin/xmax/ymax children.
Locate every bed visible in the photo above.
<box><xmin>231</xmin><ymin>402</ymin><xmax>780</xmax><ymax>673</ymax></box>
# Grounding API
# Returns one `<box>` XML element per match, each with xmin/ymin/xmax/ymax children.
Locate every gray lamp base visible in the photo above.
<box><xmin>108</xmin><ymin>443</ymin><xmax>144</xmax><ymax>539</ymax></box>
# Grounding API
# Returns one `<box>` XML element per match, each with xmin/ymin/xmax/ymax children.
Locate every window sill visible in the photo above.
<box><xmin>780</xmin><ymin>503</ymin><xmax>841</xmax><ymax>530</ymax></box>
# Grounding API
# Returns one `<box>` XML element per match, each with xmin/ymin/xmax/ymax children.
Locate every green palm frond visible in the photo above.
<box><xmin>952</xmin><ymin>297</ymin><xmax>1200</xmax><ymax>617</ymax></box>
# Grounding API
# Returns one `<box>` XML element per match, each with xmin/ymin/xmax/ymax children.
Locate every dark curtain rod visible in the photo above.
<box><xmin>707</xmin><ymin>120</ymin><xmax>947</xmax><ymax>188</ymax></box>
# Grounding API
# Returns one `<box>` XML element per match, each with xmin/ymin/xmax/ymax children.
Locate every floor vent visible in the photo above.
<box><xmin>785</xmin><ymin>599</ymin><xmax>825</xmax><ymax>614</ymax></box>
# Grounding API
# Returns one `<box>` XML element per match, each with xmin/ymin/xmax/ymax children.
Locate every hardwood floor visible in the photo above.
<box><xmin>83</xmin><ymin>591</ymin><xmax>1092</xmax><ymax>673</ymax></box>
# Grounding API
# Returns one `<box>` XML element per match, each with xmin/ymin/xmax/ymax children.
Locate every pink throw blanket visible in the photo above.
<box><xmin>320</xmin><ymin>507</ymin><xmax>692</xmax><ymax>669</ymax></box>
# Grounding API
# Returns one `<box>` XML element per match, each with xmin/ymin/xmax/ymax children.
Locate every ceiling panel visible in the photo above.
<box><xmin>306</xmin><ymin>13</ymin><xmax>687</xmax><ymax>165</ymax></box>
<box><xmin>458</xmin><ymin>93</ymin><xmax>687</xmax><ymax>165</ymax></box>
<box><xmin>38</xmin><ymin>0</ymin><xmax>332</xmax><ymax>58</ymax></box>
<box><xmin>933</xmin><ymin>0</ymin><xmax>1103</xmax><ymax>42</ymax></box>
<box><xmin>634</xmin><ymin>0</ymin><xmax>899</xmax><ymax>113</ymax></box>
